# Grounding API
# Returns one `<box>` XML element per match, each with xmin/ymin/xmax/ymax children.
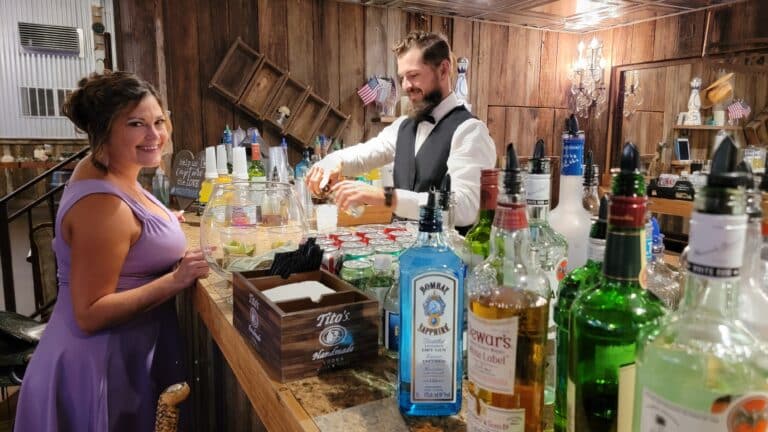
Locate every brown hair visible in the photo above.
<box><xmin>392</xmin><ymin>31</ymin><xmax>452</xmax><ymax>68</ymax></box>
<box><xmin>62</xmin><ymin>71</ymin><xmax>167</xmax><ymax>171</ymax></box>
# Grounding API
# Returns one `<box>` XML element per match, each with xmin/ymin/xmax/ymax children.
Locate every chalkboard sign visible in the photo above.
<box><xmin>170</xmin><ymin>149</ymin><xmax>205</xmax><ymax>200</ymax></box>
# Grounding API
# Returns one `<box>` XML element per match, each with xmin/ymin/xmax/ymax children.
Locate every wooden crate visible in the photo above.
<box><xmin>315</xmin><ymin>106</ymin><xmax>350</xmax><ymax>140</ymax></box>
<box><xmin>232</xmin><ymin>270</ymin><xmax>379</xmax><ymax>382</ymax></box>
<box><xmin>337</xmin><ymin>205</ymin><xmax>392</xmax><ymax>227</ymax></box>
<box><xmin>209</xmin><ymin>38</ymin><xmax>263</xmax><ymax>102</ymax></box>
<box><xmin>238</xmin><ymin>59</ymin><xmax>286</xmax><ymax>119</ymax></box>
<box><xmin>265</xmin><ymin>75</ymin><xmax>309</xmax><ymax>133</ymax></box>
<box><xmin>287</xmin><ymin>92</ymin><xmax>329</xmax><ymax>144</ymax></box>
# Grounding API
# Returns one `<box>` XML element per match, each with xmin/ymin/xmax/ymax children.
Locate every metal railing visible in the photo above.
<box><xmin>0</xmin><ymin>147</ymin><xmax>89</xmax><ymax>313</ymax></box>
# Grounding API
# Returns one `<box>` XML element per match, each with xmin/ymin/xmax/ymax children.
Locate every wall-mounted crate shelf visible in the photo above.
<box><xmin>237</xmin><ymin>59</ymin><xmax>286</xmax><ymax>119</ymax></box>
<box><xmin>287</xmin><ymin>92</ymin><xmax>329</xmax><ymax>144</ymax></box>
<box><xmin>209</xmin><ymin>38</ymin><xmax>263</xmax><ymax>102</ymax></box>
<box><xmin>209</xmin><ymin>40</ymin><xmax>350</xmax><ymax>147</ymax></box>
<box><xmin>265</xmin><ymin>75</ymin><xmax>309</xmax><ymax>133</ymax></box>
<box><xmin>316</xmin><ymin>106</ymin><xmax>350</xmax><ymax>140</ymax></box>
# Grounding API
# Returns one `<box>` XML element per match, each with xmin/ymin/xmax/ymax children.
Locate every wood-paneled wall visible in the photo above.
<box><xmin>114</xmin><ymin>0</ymin><xmax>761</xmax><ymax>174</ymax></box>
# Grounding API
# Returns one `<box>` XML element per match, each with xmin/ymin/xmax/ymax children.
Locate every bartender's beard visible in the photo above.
<box><xmin>409</xmin><ymin>88</ymin><xmax>444</xmax><ymax>123</ymax></box>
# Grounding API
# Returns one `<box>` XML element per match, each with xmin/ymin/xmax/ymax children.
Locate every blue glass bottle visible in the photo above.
<box><xmin>399</xmin><ymin>191</ymin><xmax>464</xmax><ymax>416</ymax></box>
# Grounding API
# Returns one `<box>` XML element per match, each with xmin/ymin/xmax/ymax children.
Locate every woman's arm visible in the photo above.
<box><xmin>63</xmin><ymin>194</ymin><xmax>208</xmax><ymax>334</ymax></box>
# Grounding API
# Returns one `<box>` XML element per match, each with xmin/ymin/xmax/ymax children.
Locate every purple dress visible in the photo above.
<box><xmin>14</xmin><ymin>179</ymin><xmax>188</xmax><ymax>432</ymax></box>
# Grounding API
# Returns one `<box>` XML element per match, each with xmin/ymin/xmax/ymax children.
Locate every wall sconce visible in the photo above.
<box><xmin>569</xmin><ymin>37</ymin><xmax>607</xmax><ymax>118</ymax></box>
<box><xmin>623</xmin><ymin>70</ymin><xmax>643</xmax><ymax>118</ymax></box>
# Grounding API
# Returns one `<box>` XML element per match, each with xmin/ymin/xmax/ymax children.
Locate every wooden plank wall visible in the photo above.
<box><xmin>113</xmin><ymin>1</ymin><xmax>761</xmax><ymax>176</ymax></box>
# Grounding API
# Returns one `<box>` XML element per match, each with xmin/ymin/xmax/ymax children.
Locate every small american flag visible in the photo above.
<box><xmin>727</xmin><ymin>99</ymin><xmax>751</xmax><ymax>123</ymax></box>
<box><xmin>357</xmin><ymin>77</ymin><xmax>381</xmax><ymax>106</ymax></box>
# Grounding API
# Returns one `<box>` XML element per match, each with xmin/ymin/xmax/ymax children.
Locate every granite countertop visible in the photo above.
<box><xmin>182</xmin><ymin>217</ymin><xmax>553</xmax><ymax>432</ymax></box>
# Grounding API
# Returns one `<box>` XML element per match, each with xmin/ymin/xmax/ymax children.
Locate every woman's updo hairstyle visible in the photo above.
<box><xmin>62</xmin><ymin>71</ymin><xmax>165</xmax><ymax>171</ymax></box>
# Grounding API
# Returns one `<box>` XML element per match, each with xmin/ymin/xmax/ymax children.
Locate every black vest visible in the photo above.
<box><xmin>393</xmin><ymin>105</ymin><xmax>474</xmax><ymax>193</ymax></box>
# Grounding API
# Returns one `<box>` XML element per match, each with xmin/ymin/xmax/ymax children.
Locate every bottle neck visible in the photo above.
<box><xmin>586</xmin><ymin>237</ymin><xmax>605</xmax><ymax>265</ymax></box>
<box><xmin>526</xmin><ymin>173</ymin><xmax>551</xmax><ymax>222</ymax></box>
<box><xmin>557</xmin><ymin>176</ymin><xmax>586</xmax><ymax>207</ymax></box>
<box><xmin>741</xmin><ymin>218</ymin><xmax>762</xmax><ymax>278</ymax></box>
<box><xmin>602</xmin><ymin>196</ymin><xmax>647</xmax><ymax>284</ymax></box>
<box><xmin>681</xmin><ymin>210</ymin><xmax>747</xmax><ymax>319</ymax></box>
<box><xmin>582</xmin><ymin>184</ymin><xmax>598</xmax><ymax>199</ymax></box>
<box><xmin>489</xmin><ymin>201</ymin><xmax>529</xmax><ymax>257</ymax></box>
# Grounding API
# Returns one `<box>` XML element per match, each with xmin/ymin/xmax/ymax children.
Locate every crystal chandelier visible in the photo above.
<box><xmin>569</xmin><ymin>38</ymin><xmax>607</xmax><ymax>119</ymax></box>
<box><xmin>622</xmin><ymin>70</ymin><xmax>643</xmax><ymax>118</ymax></box>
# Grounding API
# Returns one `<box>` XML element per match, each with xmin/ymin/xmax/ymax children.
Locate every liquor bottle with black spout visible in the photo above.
<box><xmin>526</xmin><ymin>138</ymin><xmax>567</xmax><ymax>409</ymax></box>
<box><xmin>466</xmin><ymin>143</ymin><xmax>551</xmax><ymax>432</ymax></box>
<box><xmin>550</xmin><ymin>115</ymin><xmax>592</xmax><ymax>271</ymax></box>
<box><xmin>398</xmin><ymin>190</ymin><xmax>464</xmax><ymax>416</ymax></box>
<box><xmin>582</xmin><ymin>150</ymin><xmax>600</xmax><ymax>217</ymax></box>
<box><xmin>633</xmin><ymin>136</ymin><xmax>768</xmax><ymax>432</ymax></box>
<box><xmin>568</xmin><ymin>142</ymin><xmax>666</xmax><ymax>432</ymax></box>
<box><xmin>553</xmin><ymin>194</ymin><xmax>608</xmax><ymax>432</ymax></box>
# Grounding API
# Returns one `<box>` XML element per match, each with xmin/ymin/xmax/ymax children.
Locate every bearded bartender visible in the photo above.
<box><xmin>305</xmin><ymin>31</ymin><xmax>496</xmax><ymax>232</ymax></box>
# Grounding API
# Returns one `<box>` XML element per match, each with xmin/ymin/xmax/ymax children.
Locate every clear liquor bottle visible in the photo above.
<box><xmin>582</xmin><ymin>150</ymin><xmax>600</xmax><ymax>217</ymax></box>
<box><xmin>550</xmin><ymin>115</ymin><xmax>592</xmax><ymax>271</ymax></box>
<box><xmin>466</xmin><ymin>144</ymin><xmax>551</xmax><ymax>432</ymax></box>
<box><xmin>645</xmin><ymin>218</ymin><xmax>683</xmax><ymax>310</ymax></box>
<box><xmin>439</xmin><ymin>175</ymin><xmax>468</xmax><ymax>261</ymax></box>
<box><xmin>737</xmin><ymin>161</ymin><xmax>768</xmax><ymax>337</ymax></box>
<box><xmin>383</xmin><ymin>266</ymin><xmax>400</xmax><ymax>359</ymax></box>
<box><xmin>465</xmin><ymin>169</ymin><xmax>499</xmax><ymax>268</ymax></box>
<box><xmin>525</xmin><ymin>139</ymin><xmax>567</xmax><ymax>409</ymax></box>
<box><xmin>553</xmin><ymin>194</ymin><xmax>607</xmax><ymax>432</ymax></box>
<box><xmin>633</xmin><ymin>137</ymin><xmax>768</xmax><ymax>432</ymax></box>
<box><xmin>398</xmin><ymin>191</ymin><xmax>464</xmax><ymax>416</ymax></box>
<box><xmin>568</xmin><ymin>142</ymin><xmax>665</xmax><ymax>432</ymax></box>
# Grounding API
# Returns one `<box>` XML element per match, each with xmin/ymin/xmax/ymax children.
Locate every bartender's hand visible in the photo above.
<box><xmin>331</xmin><ymin>180</ymin><xmax>386</xmax><ymax>212</ymax></box>
<box><xmin>306</xmin><ymin>163</ymin><xmax>343</xmax><ymax>196</ymax></box>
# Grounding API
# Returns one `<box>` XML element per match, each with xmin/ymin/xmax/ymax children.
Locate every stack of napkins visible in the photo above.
<box><xmin>262</xmin><ymin>281</ymin><xmax>335</xmax><ymax>303</ymax></box>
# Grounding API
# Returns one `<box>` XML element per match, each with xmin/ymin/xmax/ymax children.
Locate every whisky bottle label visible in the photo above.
<box><xmin>468</xmin><ymin>312</ymin><xmax>518</xmax><ymax>394</ymax></box>
<box><xmin>617</xmin><ymin>363</ymin><xmax>636</xmax><ymax>432</ymax></box>
<box><xmin>640</xmin><ymin>389</ymin><xmax>768</xmax><ymax>432</ymax></box>
<box><xmin>467</xmin><ymin>392</ymin><xmax>525</xmax><ymax>432</ymax></box>
<box><xmin>411</xmin><ymin>272</ymin><xmax>458</xmax><ymax>403</ymax></box>
<box><xmin>688</xmin><ymin>212</ymin><xmax>747</xmax><ymax>279</ymax></box>
<box><xmin>384</xmin><ymin>310</ymin><xmax>399</xmax><ymax>352</ymax></box>
<box><xmin>567</xmin><ymin>377</ymin><xmax>575</xmax><ymax>432</ymax></box>
<box><xmin>525</xmin><ymin>174</ymin><xmax>550</xmax><ymax>206</ymax></box>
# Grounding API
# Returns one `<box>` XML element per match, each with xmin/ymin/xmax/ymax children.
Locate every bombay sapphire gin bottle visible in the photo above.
<box><xmin>399</xmin><ymin>191</ymin><xmax>464</xmax><ymax>416</ymax></box>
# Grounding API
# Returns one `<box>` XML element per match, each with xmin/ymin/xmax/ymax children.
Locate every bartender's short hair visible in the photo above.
<box><xmin>393</xmin><ymin>31</ymin><xmax>451</xmax><ymax>68</ymax></box>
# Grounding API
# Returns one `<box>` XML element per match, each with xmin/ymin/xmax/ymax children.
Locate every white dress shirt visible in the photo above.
<box><xmin>318</xmin><ymin>92</ymin><xmax>496</xmax><ymax>227</ymax></box>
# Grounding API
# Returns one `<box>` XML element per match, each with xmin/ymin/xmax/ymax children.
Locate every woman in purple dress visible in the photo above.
<box><xmin>14</xmin><ymin>71</ymin><xmax>210</xmax><ymax>431</ymax></box>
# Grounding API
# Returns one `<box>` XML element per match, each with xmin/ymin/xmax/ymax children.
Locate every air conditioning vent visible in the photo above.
<box><xmin>18</xmin><ymin>22</ymin><xmax>82</xmax><ymax>57</ymax></box>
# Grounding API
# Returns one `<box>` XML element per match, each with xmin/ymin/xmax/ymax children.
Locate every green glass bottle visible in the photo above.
<box><xmin>568</xmin><ymin>142</ymin><xmax>665</xmax><ymax>432</ymax></box>
<box><xmin>633</xmin><ymin>137</ymin><xmax>768</xmax><ymax>432</ymax></box>
<box><xmin>553</xmin><ymin>195</ymin><xmax>607</xmax><ymax>432</ymax></box>
<box><xmin>248</xmin><ymin>142</ymin><xmax>266</xmax><ymax>182</ymax></box>
<box><xmin>464</xmin><ymin>168</ymin><xmax>499</xmax><ymax>267</ymax></box>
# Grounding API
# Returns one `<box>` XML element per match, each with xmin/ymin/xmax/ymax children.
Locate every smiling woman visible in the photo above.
<box><xmin>13</xmin><ymin>71</ymin><xmax>210</xmax><ymax>432</ymax></box>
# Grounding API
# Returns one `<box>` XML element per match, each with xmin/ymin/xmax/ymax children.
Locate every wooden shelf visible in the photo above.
<box><xmin>371</xmin><ymin>116</ymin><xmax>397</xmax><ymax>124</ymax></box>
<box><xmin>648</xmin><ymin>197</ymin><xmax>693</xmax><ymax>218</ymax></box>
<box><xmin>672</xmin><ymin>125</ymin><xmax>742</xmax><ymax>131</ymax></box>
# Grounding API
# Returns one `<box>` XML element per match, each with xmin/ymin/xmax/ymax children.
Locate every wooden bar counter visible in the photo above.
<box><xmin>180</xmin><ymin>217</ymin><xmax>470</xmax><ymax>432</ymax></box>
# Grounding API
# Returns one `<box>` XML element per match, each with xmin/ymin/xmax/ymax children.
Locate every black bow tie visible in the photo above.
<box><xmin>417</xmin><ymin>114</ymin><xmax>435</xmax><ymax>124</ymax></box>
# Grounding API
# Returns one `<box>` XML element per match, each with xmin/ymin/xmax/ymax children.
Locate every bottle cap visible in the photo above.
<box><xmin>502</xmin><ymin>143</ymin><xmax>523</xmax><ymax>195</ymax></box>
<box><xmin>529</xmin><ymin>139</ymin><xmax>549</xmax><ymax>174</ymax></box>
<box><xmin>232</xmin><ymin>147</ymin><xmax>248</xmax><ymax>180</ymax></box>
<box><xmin>205</xmin><ymin>146</ymin><xmax>218</xmax><ymax>179</ymax></box>
<box><xmin>620</xmin><ymin>142</ymin><xmax>640</xmax><ymax>173</ymax></box>
<box><xmin>216</xmin><ymin>144</ymin><xmax>228</xmax><ymax>175</ymax></box>
<box><xmin>583</xmin><ymin>150</ymin><xmax>596</xmax><ymax>186</ymax></box>
<box><xmin>708</xmin><ymin>136</ymin><xmax>746</xmax><ymax>188</ymax></box>
<box><xmin>439</xmin><ymin>174</ymin><xmax>452</xmax><ymax>211</ymax></box>
<box><xmin>281</xmin><ymin>137</ymin><xmax>288</xmax><ymax>148</ymax></box>
<box><xmin>373</xmin><ymin>254</ymin><xmax>392</xmax><ymax>271</ymax></box>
